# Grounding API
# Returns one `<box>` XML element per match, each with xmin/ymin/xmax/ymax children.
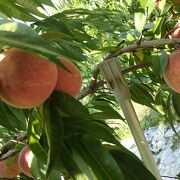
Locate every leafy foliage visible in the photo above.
<box><xmin>0</xmin><ymin>0</ymin><xmax>179</xmax><ymax>179</ymax></box>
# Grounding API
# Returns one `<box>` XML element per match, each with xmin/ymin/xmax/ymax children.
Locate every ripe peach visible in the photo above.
<box><xmin>18</xmin><ymin>145</ymin><xmax>34</xmax><ymax>177</ymax></box>
<box><xmin>0</xmin><ymin>48</ymin><xmax>57</xmax><ymax>108</ymax></box>
<box><xmin>55</xmin><ymin>58</ymin><xmax>82</xmax><ymax>97</ymax></box>
<box><xmin>0</xmin><ymin>151</ymin><xmax>21</xmax><ymax>178</ymax></box>
<box><xmin>163</xmin><ymin>51</ymin><xmax>180</xmax><ymax>93</ymax></box>
<box><xmin>171</xmin><ymin>25</ymin><xmax>180</xmax><ymax>38</ymax></box>
<box><xmin>156</xmin><ymin>0</ymin><xmax>163</xmax><ymax>10</ymax></box>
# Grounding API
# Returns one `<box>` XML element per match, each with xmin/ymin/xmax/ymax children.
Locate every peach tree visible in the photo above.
<box><xmin>0</xmin><ymin>0</ymin><xmax>179</xmax><ymax>179</ymax></box>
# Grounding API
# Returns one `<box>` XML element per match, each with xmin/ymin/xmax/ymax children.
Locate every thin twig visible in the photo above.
<box><xmin>77</xmin><ymin>61</ymin><xmax>152</xmax><ymax>100</ymax></box>
<box><xmin>0</xmin><ymin>132</ymin><xmax>27</xmax><ymax>156</ymax></box>
<box><xmin>0</xmin><ymin>150</ymin><xmax>18</xmax><ymax>161</ymax></box>
<box><xmin>161</xmin><ymin>175</ymin><xmax>180</xmax><ymax>179</ymax></box>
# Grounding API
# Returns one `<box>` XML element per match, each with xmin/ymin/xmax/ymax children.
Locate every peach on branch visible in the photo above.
<box><xmin>0</xmin><ymin>151</ymin><xmax>21</xmax><ymax>178</ymax></box>
<box><xmin>0</xmin><ymin>48</ymin><xmax>57</xmax><ymax>108</ymax></box>
<box><xmin>163</xmin><ymin>51</ymin><xmax>180</xmax><ymax>93</ymax></box>
<box><xmin>18</xmin><ymin>145</ymin><xmax>34</xmax><ymax>177</ymax></box>
<box><xmin>55</xmin><ymin>58</ymin><xmax>82</xmax><ymax>97</ymax></box>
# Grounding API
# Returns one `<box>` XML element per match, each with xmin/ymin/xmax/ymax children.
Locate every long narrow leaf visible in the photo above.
<box><xmin>63</xmin><ymin>117</ymin><xmax>119</xmax><ymax>144</ymax></box>
<box><xmin>107</xmin><ymin>145</ymin><xmax>157</xmax><ymax>180</ymax></box>
<box><xmin>76</xmin><ymin>137</ymin><xmax>125</xmax><ymax>180</ymax></box>
<box><xmin>43</xmin><ymin>100</ymin><xmax>64</xmax><ymax>179</ymax></box>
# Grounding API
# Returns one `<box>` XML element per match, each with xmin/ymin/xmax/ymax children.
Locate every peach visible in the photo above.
<box><xmin>156</xmin><ymin>0</ymin><xmax>163</xmax><ymax>10</ymax></box>
<box><xmin>0</xmin><ymin>48</ymin><xmax>57</xmax><ymax>108</ymax></box>
<box><xmin>18</xmin><ymin>145</ymin><xmax>34</xmax><ymax>177</ymax></box>
<box><xmin>55</xmin><ymin>58</ymin><xmax>82</xmax><ymax>97</ymax></box>
<box><xmin>171</xmin><ymin>25</ymin><xmax>180</xmax><ymax>38</ymax></box>
<box><xmin>0</xmin><ymin>151</ymin><xmax>21</xmax><ymax>178</ymax></box>
<box><xmin>163</xmin><ymin>51</ymin><xmax>180</xmax><ymax>93</ymax></box>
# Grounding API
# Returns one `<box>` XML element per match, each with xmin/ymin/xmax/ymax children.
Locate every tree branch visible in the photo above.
<box><xmin>107</xmin><ymin>38</ymin><xmax>180</xmax><ymax>59</ymax></box>
<box><xmin>77</xmin><ymin>38</ymin><xmax>180</xmax><ymax>100</ymax></box>
<box><xmin>0</xmin><ymin>132</ymin><xmax>27</xmax><ymax>156</ymax></box>
<box><xmin>77</xmin><ymin>61</ymin><xmax>152</xmax><ymax>100</ymax></box>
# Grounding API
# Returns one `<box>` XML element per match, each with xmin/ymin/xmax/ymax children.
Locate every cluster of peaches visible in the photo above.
<box><xmin>0</xmin><ymin>48</ymin><xmax>82</xmax><ymax>178</ymax></box>
<box><xmin>0</xmin><ymin>48</ymin><xmax>82</xmax><ymax>109</ymax></box>
<box><xmin>0</xmin><ymin>145</ymin><xmax>35</xmax><ymax>178</ymax></box>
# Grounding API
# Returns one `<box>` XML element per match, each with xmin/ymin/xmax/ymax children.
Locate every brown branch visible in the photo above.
<box><xmin>0</xmin><ymin>132</ymin><xmax>27</xmax><ymax>156</ymax></box>
<box><xmin>0</xmin><ymin>150</ymin><xmax>18</xmax><ymax>161</ymax></box>
<box><xmin>77</xmin><ymin>80</ymin><xmax>105</xmax><ymax>100</ymax></box>
<box><xmin>109</xmin><ymin>38</ymin><xmax>180</xmax><ymax>58</ymax></box>
<box><xmin>77</xmin><ymin>38</ymin><xmax>180</xmax><ymax>100</ymax></box>
<box><xmin>77</xmin><ymin>62</ymin><xmax>152</xmax><ymax>100</ymax></box>
<box><xmin>121</xmin><ymin>61</ymin><xmax>152</xmax><ymax>75</ymax></box>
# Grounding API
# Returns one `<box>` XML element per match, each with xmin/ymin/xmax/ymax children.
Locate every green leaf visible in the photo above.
<box><xmin>66</xmin><ymin>142</ymin><xmax>95</xmax><ymax>180</ymax></box>
<box><xmin>138</xmin><ymin>0</ymin><xmax>149</xmax><ymax>9</ymax></box>
<box><xmin>61</xmin><ymin>143</ymin><xmax>88</xmax><ymax>179</ymax></box>
<box><xmin>153</xmin><ymin>16</ymin><xmax>165</xmax><ymax>38</ymax></box>
<box><xmin>154</xmin><ymin>91</ymin><xmax>166</xmax><ymax>115</ymax></box>
<box><xmin>134</xmin><ymin>8</ymin><xmax>146</xmax><ymax>32</ymax></box>
<box><xmin>7</xmin><ymin>105</ymin><xmax>27</xmax><ymax>130</ymax></box>
<box><xmin>0</xmin><ymin>31</ymin><xmax>53</xmax><ymax>54</ymax></box>
<box><xmin>151</xmin><ymin>50</ymin><xmax>168</xmax><ymax>77</ymax></box>
<box><xmin>137</xmin><ymin>0</ymin><xmax>156</xmax><ymax>14</ymax></box>
<box><xmin>90</xmin><ymin>101</ymin><xmax>124</xmax><ymax>120</ymax></box>
<box><xmin>75</xmin><ymin>137</ymin><xmax>125</xmax><ymax>180</ymax></box>
<box><xmin>14</xmin><ymin>0</ymin><xmax>48</xmax><ymax>18</ymax></box>
<box><xmin>28</xmin><ymin>110</ymin><xmax>47</xmax><ymax>165</ymax></box>
<box><xmin>52</xmin><ymin>91</ymin><xmax>91</xmax><ymax>119</ymax></box>
<box><xmin>0</xmin><ymin>30</ymin><xmax>85</xmax><ymax>64</ymax></box>
<box><xmin>0</xmin><ymin>19</ymin><xmax>39</xmax><ymax>37</ymax></box>
<box><xmin>63</xmin><ymin>117</ymin><xmax>119</xmax><ymax>144</ymax></box>
<box><xmin>166</xmin><ymin>94</ymin><xmax>179</xmax><ymax>136</ymax></box>
<box><xmin>41</xmin><ymin>30</ymin><xmax>74</xmax><ymax>40</ymax></box>
<box><xmin>108</xmin><ymin>145</ymin><xmax>156</xmax><ymax>180</ymax></box>
<box><xmin>0</xmin><ymin>1</ymin><xmax>38</xmax><ymax>21</ymax></box>
<box><xmin>35</xmin><ymin>18</ymin><xmax>73</xmax><ymax>37</ymax></box>
<box><xmin>31</xmin><ymin>156</ymin><xmax>63</xmax><ymax>180</ymax></box>
<box><xmin>172</xmin><ymin>92</ymin><xmax>180</xmax><ymax>117</ymax></box>
<box><xmin>0</xmin><ymin>101</ymin><xmax>27</xmax><ymax>131</ymax></box>
<box><xmin>129</xmin><ymin>83</ymin><xmax>155</xmax><ymax>109</ymax></box>
<box><xmin>43</xmin><ymin>100</ymin><xmax>64</xmax><ymax>179</ymax></box>
<box><xmin>56</xmin><ymin>39</ymin><xmax>87</xmax><ymax>62</ymax></box>
<box><xmin>37</xmin><ymin>0</ymin><xmax>55</xmax><ymax>7</ymax></box>
<box><xmin>91</xmin><ymin>111</ymin><xmax>123</xmax><ymax>120</ymax></box>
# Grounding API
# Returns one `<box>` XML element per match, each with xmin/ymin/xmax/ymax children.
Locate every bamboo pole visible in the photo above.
<box><xmin>99</xmin><ymin>59</ymin><xmax>162</xmax><ymax>180</ymax></box>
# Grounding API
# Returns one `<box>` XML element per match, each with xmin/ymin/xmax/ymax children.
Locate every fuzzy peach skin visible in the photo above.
<box><xmin>0</xmin><ymin>48</ymin><xmax>57</xmax><ymax>108</ymax></box>
<box><xmin>171</xmin><ymin>25</ymin><xmax>180</xmax><ymax>38</ymax></box>
<box><xmin>18</xmin><ymin>145</ymin><xmax>34</xmax><ymax>177</ymax></box>
<box><xmin>164</xmin><ymin>51</ymin><xmax>180</xmax><ymax>93</ymax></box>
<box><xmin>55</xmin><ymin>58</ymin><xmax>82</xmax><ymax>97</ymax></box>
<box><xmin>0</xmin><ymin>151</ymin><xmax>21</xmax><ymax>178</ymax></box>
